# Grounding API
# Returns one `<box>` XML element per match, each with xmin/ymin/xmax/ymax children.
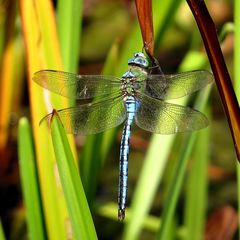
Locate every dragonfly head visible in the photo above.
<box><xmin>128</xmin><ymin>52</ymin><xmax>149</xmax><ymax>68</ymax></box>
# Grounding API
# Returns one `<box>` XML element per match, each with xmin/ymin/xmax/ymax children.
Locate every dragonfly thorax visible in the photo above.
<box><xmin>121</xmin><ymin>67</ymin><xmax>147</xmax><ymax>100</ymax></box>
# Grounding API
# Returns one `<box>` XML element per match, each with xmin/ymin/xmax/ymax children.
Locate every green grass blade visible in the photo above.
<box><xmin>219</xmin><ymin>22</ymin><xmax>234</xmax><ymax>42</ymax></box>
<box><xmin>155</xmin><ymin>85</ymin><xmax>212</xmax><ymax>240</ymax></box>
<box><xmin>57</xmin><ymin>0</ymin><xmax>83</xmax><ymax>72</ymax></box>
<box><xmin>80</xmin><ymin>134</ymin><xmax>103</xmax><ymax>204</ymax></box>
<box><xmin>18</xmin><ymin>117</ymin><xmax>45</xmax><ymax>240</ymax></box>
<box><xmin>123</xmin><ymin>135</ymin><xmax>175</xmax><ymax>240</ymax></box>
<box><xmin>50</xmin><ymin>112</ymin><xmax>97</xmax><ymax>240</ymax></box>
<box><xmin>0</xmin><ymin>220</ymin><xmax>5</xmax><ymax>240</ymax></box>
<box><xmin>153</xmin><ymin>0</ymin><xmax>182</xmax><ymax>49</ymax></box>
<box><xmin>155</xmin><ymin>133</ymin><xmax>197</xmax><ymax>240</ymax></box>
<box><xmin>155</xmin><ymin>49</ymin><xmax>212</xmax><ymax>239</ymax></box>
<box><xmin>184</xmin><ymin>112</ymin><xmax>210</xmax><ymax>240</ymax></box>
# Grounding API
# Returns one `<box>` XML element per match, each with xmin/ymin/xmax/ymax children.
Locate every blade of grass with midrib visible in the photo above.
<box><xmin>182</xmin><ymin>23</ymin><xmax>234</xmax><ymax>240</ymax></box>
<box><xmin>183</xmin><ymin>111</ymin><xmax>210</xmax><ymax>240</ymax></box>
<box><xmin>50</xmin><ymin>112</ymin><xmax>97</xmax><ymax>240</ymax></box>
<box><xmin>155</xmin><ymin>51</ymin><xmax>212</xmax><ymax>239</ymax></box>
<box><xmin>155</xmin><ymin>89</ymin><xmax>211</xmax><ymax>240</ymax></box>
<box><xmin>18</xmin><ymin>118</ymin><xmax>46</xmax><ymax>240</ymax></box>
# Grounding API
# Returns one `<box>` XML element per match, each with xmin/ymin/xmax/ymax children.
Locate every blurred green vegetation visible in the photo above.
<box><xmin>0</xmin><ymin>0</ymin><xmax>238</xmax><ymax>239</ymax></box>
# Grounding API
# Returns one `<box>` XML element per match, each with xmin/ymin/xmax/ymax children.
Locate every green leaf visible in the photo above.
<box><xmin>0</xmin><ymin>220</ymin><xmax>5</xmax><ymax>240</ymax></box>
<box><xmin>153</xmin><ymin>0</ymin><xmax>183</xmax><ymax>50</ymax></box>
<box><xmin>123</xmin><ymin>134</ymin><xmax>175</xmax><ymax>240</ymax></box>
<box><xmin>155</xmin><ymin>132</ymin><xmax>197</xmax><ymax>240</ymax></box>
<box><xmin>18</xmin><ymin>117</ymin><xmax>45</xmax><ymax>240</ymax></box>
<box><xmin>57</xmin><ymin>0</ymin><xmax>83</xmax><ymax>72</ymax></box>
<box><xmin>50</xmin><ymin>111</ymin><xmax>97</xmax><ymax>240</ymax></box>
<box><xmin>80</xmin><ymin>134</ymin><xmax>103</xmax><ymax>205</ymax></box>
<box><xmin>155</xmin><ymin>80</ymin><xmax>212</xmax><ymax>240</ymax></box>
<box><xmin>184</xmin><ymin>114</ymin><xmax>210</xmax><ymax>240</ymax></box>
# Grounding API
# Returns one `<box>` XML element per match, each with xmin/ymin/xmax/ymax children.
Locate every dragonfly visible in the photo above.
<box><xmin>33</xmin><ymin>52</ymin><xmax>213</xmax><ymax>221</ymax></box>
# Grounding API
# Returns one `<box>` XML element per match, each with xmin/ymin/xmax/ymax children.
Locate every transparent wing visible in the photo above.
<box><xmin>40</xmin><ymin>95</ymin><xmax>126</xmax><ymax>135</ymax></box>
<box><xmin>143</xmin><ymin>70</ymin><xmax>213</xmax><ymax>100</ymax></box>
<box><xmin>33</xmin><ymin>70</ymin><xmax>121</xmax><ymax>99</ymax></box>
<box><xmin>135</xmin><ymin>93</ymin><xmax>208</xmax><ymax>134</ymax></box>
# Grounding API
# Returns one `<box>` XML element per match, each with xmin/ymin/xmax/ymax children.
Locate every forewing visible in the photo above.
<box><xmin>144</xmin><ymin>70</ymin><xmax>213</xmax><ymax>100</ymax></box>
<box><xmin>135</xmin><ymin>93</ymin><xmax>208</xmax><ymax>134</ymax></box>
<box><xmin>40</xmin><ymin>95</ymin><xmax>126</xmax><ymax>135</ymax></box>
<box><xmin>33</xmin><ymin>70</ymin><xmax>121</xmax><ymax>99</ymax></box>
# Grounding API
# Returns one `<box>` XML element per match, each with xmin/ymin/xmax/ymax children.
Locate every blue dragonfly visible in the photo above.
<box><xmin>33</xmin><ymin>52</ymin><xmax>213</xmax><ymax>220</ymax></box>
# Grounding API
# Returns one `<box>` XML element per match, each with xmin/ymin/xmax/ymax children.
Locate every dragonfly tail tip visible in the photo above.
<box><xmin>118</xmin><ymin>209</ymin><xmax>125</xmax><ymax>221</ymax></box>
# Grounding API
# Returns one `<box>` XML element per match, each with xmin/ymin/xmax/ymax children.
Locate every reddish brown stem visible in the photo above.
<box><xmin>135</xmin><ymin>0</ymin><xmax>154</xmax><ymax>56</ymax></box>
<box><xmin>187</xmin><ymin>0</ymin><xmax>240</xmax><ymax>160</ymax></box>
<box><xmin>134</xmin><ymin>0</ymin><xmax>162</xmax><ymax>73</ymax></box>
